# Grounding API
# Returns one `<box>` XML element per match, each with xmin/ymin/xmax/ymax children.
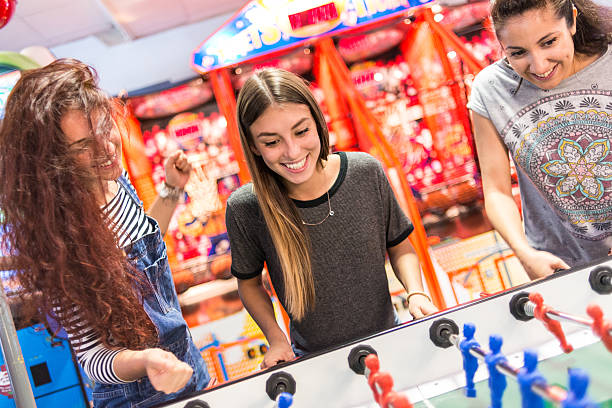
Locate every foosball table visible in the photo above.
<box><xmin>158</xmin><ymin>257</ymin><xmax>612</xmax><ymax>408</ymax></box>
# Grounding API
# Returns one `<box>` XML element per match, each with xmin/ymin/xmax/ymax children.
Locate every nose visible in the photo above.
<box><xmin>529</xmin><ymin>50</ymin><xmax>550</xmax><ymax>74</ymax></box>
<box><xmin>284</xmin><ymin>135</ymin><xmax>301</xmax><ymax>159</ymax></box>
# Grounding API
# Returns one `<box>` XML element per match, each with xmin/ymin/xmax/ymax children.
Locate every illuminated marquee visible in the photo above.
<box><xmin>191</xmin><ymin>0</ymin><xmax>433</xmax><ymax>73</ymax></box>
<box><xmin>288</xmin><ymin>3</ymin><xmax>339</xmax><ymax>30</ymax></box>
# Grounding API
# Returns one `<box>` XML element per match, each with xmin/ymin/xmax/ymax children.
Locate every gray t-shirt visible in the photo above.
<box><xmin>468</xmin><ymin>46</ymin><xmax>612</xmax><ymax>266</ymax></box>
<box><xmin>226</xmin><ymin>151</ymin><xmax>413</xmax><ymax>352</ymax></box>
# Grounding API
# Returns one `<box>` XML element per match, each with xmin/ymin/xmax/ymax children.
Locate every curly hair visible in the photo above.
<box><xmin>0</xmin><ymin>59</ymin><xmax>157</xmax><ymax>349</ymax></box>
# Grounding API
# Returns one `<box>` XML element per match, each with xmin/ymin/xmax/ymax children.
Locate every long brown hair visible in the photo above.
<box><xmin>491</xmin><ymin>0</ymin><xmax>611</xmax><ymax>56</ymax></box>
<box><xmin>236</xmin><ymin>69</ymin><xmax>330</xmax><ymax>321</ymax></box>
<box><xmin>0</xmin><ymin>59</ymin><xmax>157</xmax><ymax>349</ymax></box>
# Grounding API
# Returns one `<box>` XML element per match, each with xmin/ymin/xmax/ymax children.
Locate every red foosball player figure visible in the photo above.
<box><xmin>371</xmin><ymin>371</ymin><xmax>394</xmax><ymax>406</ymax></box>
<box><xmin>381</xmin><ymin>391</ymin><xmax>413</xmax><ymax>408</ymax></box>
<box><xmin>529</xmin><ymin>292</ymin><xmax>573</xmax><ymax>353</ymax></box>
<box><xmin>365</xmin><ymin>354</ymin><xmax>384</xmax><ymax>404</ymax></box>
<box><xmin>586</xmin><ymin>304</ymin><xmax>612</xmax><ymax>353</ymax></box>
<box><xmin>364</xmin><ymin>354</ymin><xmax>411</xmax><ymax>407</ymax></box>
<box><xmin>365</xmin><ymin>354</ymin><xmax>380</xmax><ymax>380</ymax></box>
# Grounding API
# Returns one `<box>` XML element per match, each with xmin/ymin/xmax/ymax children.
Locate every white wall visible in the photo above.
<box><xmin>51</xmin><ymin>12</ymin><xmax>234</xmax><ymax>96</ymax></box>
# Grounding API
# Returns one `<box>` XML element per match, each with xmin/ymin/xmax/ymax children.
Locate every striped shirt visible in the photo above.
<box><xmin>62</xmin><ymin>170</ymin><xmax>155</xmax><ymax>384</ymax></box>
<box><xmin>103</xmin><ymin>170</ymin><xmax>155</xmax><ymax>248</ymax></box>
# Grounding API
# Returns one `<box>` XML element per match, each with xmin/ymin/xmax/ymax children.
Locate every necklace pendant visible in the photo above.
<box><xmin>301</xmin><ymin>190</ymin><xmax>334</xmax><ymax>226</ymax></box>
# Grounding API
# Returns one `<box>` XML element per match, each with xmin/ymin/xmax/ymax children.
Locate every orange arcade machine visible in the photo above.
<box><xmin>189</xmin><ymin>0</ymin><xmax>453</xmax><ymax>312</ymax></box>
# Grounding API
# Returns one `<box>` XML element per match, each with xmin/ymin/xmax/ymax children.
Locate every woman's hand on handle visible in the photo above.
<box><xmin>260</xmin><ymin>341</ymin><xmax>296</xmax><ymax>369</ymax></box>
<box><xmin>516</xmin><ymin>247</ymin><xmax>570</xmax><ymax>280</ymax></box>
<box><xmin>407</xmin><ymin>293</ymin><xmax>438</xmax><ymax>319</ymax></box>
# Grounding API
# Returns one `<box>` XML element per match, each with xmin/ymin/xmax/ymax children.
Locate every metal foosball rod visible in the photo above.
<box><xmin>522</xmin><ymin>302</ymin><xmax>612</xmax><ymax>336</ymax></box>
<box><xmin>510</xmin><ymin>291</ymin><xmax>612</xmax><ymax>353</ymax></box>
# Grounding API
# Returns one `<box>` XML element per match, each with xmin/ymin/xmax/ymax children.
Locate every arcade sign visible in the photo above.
<box><xmin>191</xmin><ymin>0</ymin><xmax>433</xmax><ymax>73</ymax></box>
<box><xmin>288</xmin><ymin>3</ymin><xmax>339</xmax><ymax>30</ymax></box>
<box><xmin>128</xmin><ymin>78</ymin><xmax>214</xmax><ymax>119</ymax></box>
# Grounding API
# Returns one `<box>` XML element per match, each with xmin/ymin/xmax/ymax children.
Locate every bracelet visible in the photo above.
<box><xmin>159</xmin><ymin>182</ymin><xmax>184</xmax><ymax>201</ymax></box>
<box><xmin>406</xmin><ymin>291</ymin><xmax>432</xmax><ymax>304</ymax></box>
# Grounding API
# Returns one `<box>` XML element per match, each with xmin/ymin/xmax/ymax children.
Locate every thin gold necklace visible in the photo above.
<box><xmin>302</xmin><ymin>191</ymin><xmax>334</xmax><ymax>226</ymax></box>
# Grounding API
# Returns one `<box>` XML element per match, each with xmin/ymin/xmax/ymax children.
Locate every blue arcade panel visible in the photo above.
<box><xmin>0</xmin><ymin>222</ymin><xmax>91</xmax><ymax>407</ymax></box>
<box><xmin>0</xmin><ymin>324</ymin><xmax>89</xmax><ymax>408</ymax></box>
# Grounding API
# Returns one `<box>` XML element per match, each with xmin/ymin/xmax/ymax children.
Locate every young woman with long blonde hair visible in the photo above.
<box><xmin>226</xmin><ymin>68</ymin><xmax>437</xmax><ymax>367</ymax></box>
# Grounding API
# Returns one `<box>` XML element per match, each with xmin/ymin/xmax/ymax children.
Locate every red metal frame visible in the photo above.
<box><xmin>209</xmin><ymin>69</ymin><xmax>251</xmax><ymax>184</ymax></box>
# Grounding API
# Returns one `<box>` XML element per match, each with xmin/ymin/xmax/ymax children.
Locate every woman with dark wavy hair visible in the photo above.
<box><xmin>0</xmin><ymin>59</ymin><xmax>210</xmax><ymax>407</ymax></box>
<box><xmin>468</xmin><ymin>0</ymin><xmax>612</xmax><ymax>279</ymax></box>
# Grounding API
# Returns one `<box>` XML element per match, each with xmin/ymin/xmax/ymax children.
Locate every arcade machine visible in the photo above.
<box><xmin>0</xmin><ymin>55</ymin><xmax>92</xmax><ymax>408</ymax></box>
<box><xmin>188</xmin><ymin>0</ymin><xmax>527</xmax><ymax>313</ymax></box>
<box><xmin>187</xmin><ymin>0</ymin><xmax>461</xmax><ymax>321</ymax></box>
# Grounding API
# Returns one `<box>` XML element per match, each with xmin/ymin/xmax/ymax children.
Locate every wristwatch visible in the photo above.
<box><xmin>159</xmin><ymin>182</ymin><xmax>183</xmax><ymax>201</ymax></box>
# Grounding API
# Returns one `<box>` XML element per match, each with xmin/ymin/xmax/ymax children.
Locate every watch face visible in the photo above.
<box><xmin>160</xmin><ymin>183</ymin><xmax>181</xmax><ymax>200</ymax></box>
<box><xmin>159</xmin><ymin>183</ymin><xmax>171</xmax><ymax>198</ymax></box>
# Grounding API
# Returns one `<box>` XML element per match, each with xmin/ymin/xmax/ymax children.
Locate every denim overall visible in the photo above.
<box><xmin>92</xmin><ymin>175</ymin><xmax>210</xmax><ymax>407</ymax></box>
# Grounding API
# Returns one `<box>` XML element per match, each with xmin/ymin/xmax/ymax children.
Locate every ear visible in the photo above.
<box><xmin>570</xmin><ymin>6</ymin><xmax>577</xmax><ymax>36</ymax></box>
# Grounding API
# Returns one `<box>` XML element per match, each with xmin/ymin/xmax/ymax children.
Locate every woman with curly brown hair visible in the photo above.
<box><xmin>0</xmin><ymin>59</ymin><xmax>210</xmax><ymax>407</ymax></box>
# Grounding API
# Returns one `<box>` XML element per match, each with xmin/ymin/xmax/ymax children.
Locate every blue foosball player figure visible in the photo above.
<box><xmin>275</xmin><ymin>392</ymin><xmax>293</xmax><ymax>408</ymax></box>
<box><xmin>517</xmin><ymin>350</ymin><xmax>546</xmax><ymax>408</ymax></box>
<box><xmin>485</xmin><ymin>334</ymin><xmax>507</xmax><ymax>408</ymax></box>
<box><xmin>562</xmin><ymin>368</ymin><xmax>598</xmax><ymax>408</ymax></box>
<box><xmin>460</xmin><ymin>323</ymin><xmax>480</xmax><ymax>398</ymax></box>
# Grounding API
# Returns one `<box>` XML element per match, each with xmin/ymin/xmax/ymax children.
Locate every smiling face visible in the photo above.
<box><xmin>497</xmin><ymin>6</ymin><xmax>577</xmax><ymax>90</ymax></box>
<box><xmin>248</xmin><ymin>103</ymin><xmax>322</xmax><ymax>194</ymax></box>
<box><xmin>60</xmin><ymin>110</ymin><xmax>123</xmax><ymax>186</ymax></box>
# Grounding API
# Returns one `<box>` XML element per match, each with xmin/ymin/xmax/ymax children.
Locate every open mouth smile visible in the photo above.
<box><xmin>530</xmin><ymin>64</ymin><xmax>557</xmax><ymax>81</ymax></box>
<box><xmin>282</xmin><ymin>156</ymin><xmax>307</xmax><ymax>171</ymax></box>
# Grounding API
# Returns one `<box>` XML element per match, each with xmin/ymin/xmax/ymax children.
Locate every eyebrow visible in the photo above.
<box><xmin>255</xmin><ymin>117</ymin><xmax>310</xmax><ymax>138</ymax></box>
<box><xmin>505</xmin><ymin>32</ymin><xmax>559</xmax><ymax>50</ymax></box>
